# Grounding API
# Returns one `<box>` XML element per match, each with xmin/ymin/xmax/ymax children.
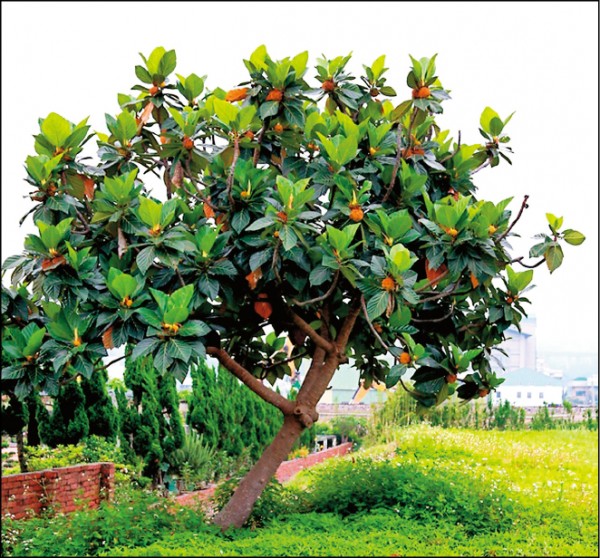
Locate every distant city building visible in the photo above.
<box><xmin>563</xmin><ymin>377</ymin><xmax>598</xmax><ymax>406</ymax></box>
<box><xmin>494</xmin><ymin>368</ymin><xmax>563</xmax><ymax>407</ymax></box>
<box><xmin>494</xmin><ymin>317</ymin><xmax>537</xmax><ymax>373</ymax></box>
<box><xmin>319</xmin><ymin>363</ymin><xmax>387</xmax><ymax>405</ymax></box>
<box><xmin>536</xmin><ymin>357</ymin><xmax>563</xmax><ymax>380</ymax></box>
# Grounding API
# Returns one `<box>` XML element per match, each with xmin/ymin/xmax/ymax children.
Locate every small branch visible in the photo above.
<box><xmin>94</xmin><ymin>351</ymin><xmax>131</xmax><ymax>373</ymax></box>
<box><xmin>74</xmin><ymin>207</ymin><xmax>90</xmax><ymax>234</ymax></box>
<box><xmin>470</xmin><ymin>158</ymin><xmax>491</xmax><ymax>175</ymax></box>
<box><xmin>360</xmin><ymin>296</ymin><xmax>389</xmax><ymax>350</ymax></box>
<box><xmin>291</xmin><ymin>271</ymin><xmax>339</xmax><ymax>307</ymax></box>
<box><xmin>260</xmin><ymin>351</ymin><xmax>308</xmax><ymax>371</ymax></box>
<box><xmin>288</xmin><ymin>309</ymin><xmax>335</xmax><ymax>354</ymax></box>
<box><xmin>162</xmin><ymin>159</ymin><xmax>173</xmax><ymax>199</ymax></box>
<box><xmin>498</xmin><ymin>195</ymin><xmax>529</xmax><ymax>241</ymax></box>
<box><xmin>271</xmin><ymin>239</ymin><xmax>283</xmax><ymax>284</ymax></box>
<box><xmin>175</xmin><ymin>268</ymin><xmax>186</xmax><ymax>287</ymax></box>
<box><xmin>207</xmin><ymin>346</ymin><xmax>294</xmax><ymax>414</ymax></box>
<box><xmin>418</xmin><ymin>281</ymin><xmax>460</xmax><ymax>304</ymax></box>
<box><xmin>512</xmin><ymin>257</ymin><xmax>545</xmax><ymax>269</ymax></box>
<box><xmin>412</xmin><ymin>302</ymin><xmax>455</xmax><ymax>324</ymax></box>
<box><xmin>252</xmin><ymin>120</ymin><xmax>269</xmax><ymax>167</ymax></box>
<box><xmin>381</xmin><ymin>128</ymin><xmax>404</xmax><ymax>204</ymax></box>
<box><xmin>415</xmin><ymin>268</ymin><xmax>450</xmax><ymax>293</ymax></box>
<box><xmin>226</xmin><ymin>135</ymin><xmax>240</xmax><ymax>207</ymax></box>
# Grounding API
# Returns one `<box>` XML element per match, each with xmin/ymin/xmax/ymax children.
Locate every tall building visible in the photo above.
<box><xmin>493</xmin><ymin>317</ymin><xmax>537</xmax><ymax>372</ymax></box>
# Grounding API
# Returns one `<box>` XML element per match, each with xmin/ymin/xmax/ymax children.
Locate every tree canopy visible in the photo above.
<box><xmin>1</xmin><ymin>45</ymin><xmax>584</xmax><ymax>528</ymax></box>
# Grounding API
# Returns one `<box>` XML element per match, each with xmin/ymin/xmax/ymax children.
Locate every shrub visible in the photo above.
<box><xmin>167</xmin><ymin>432</ymin><xmax>217</xmax><ymax>490</ymax></box>
<box><xmin>298</xmin><ymin>455</ymin><xmax>515</xmax><ymax>534</ymax></box>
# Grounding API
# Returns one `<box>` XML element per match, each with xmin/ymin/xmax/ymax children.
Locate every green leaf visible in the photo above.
<box><xmin>214</xmin><ymin>98</ymin><xmax>239</xmax><ymax>125</ymax></box>
<box><xmin>158</xmin><ymin>49</ymin><xmax>177</xmax><ymax>77</ymax></box>
<box><xmin>259</xmin><ymin>101</ymin><xmax>280</xmax><ymax>119</ymax></box>
<box><xmin>177</xmin><ymin>320</ymin><xmax>210</xmax><ymax>337</ymax></box>
<box><xmin>136</xmin><ymin>246</ymin><xmax>156</xmax><ymax>275</ymax></box>
<box><xmin>135</xmin><ymin>65</ymin><xmax>153</xmax><ymax>84</ymax></box>
<box><xmin>131</xmin><ymin>337</ymin><xmax>161</xmax><ymax>360</ymax></box>
<box><xmin>153</xmin><ymin>342</ymin><xmax>173</xmax><ymax>373</ymax></box>
<box><xmin>136</xmin><ymin>308</ymin><xmax>163</xmax><ymax>329</ymax></box>
<box><xmin>280</xmin><ymin>226</ymin><xmax>298</xmax><ymax>251</ymax></box>
<box><xmin>138</xmin><ymin>197</ymin><xmax>162</xmax><ymax>227</ymax></box>
<box><xmin>246</xmin><ymin>216</ymin><xmax>275</xmax><ymax>231</ymax></box>
<box><xmin>544</xmin><ymin>244</ymin><xmax>564</xmax><ymax>273</ymax></box>
<box><xmin>111</xmin><ymin>273</ymin><xmax>138</xmax><ymax>299</ymax></box>
<box><xmin>167</xmin><ymin>338</ymin><xmax>192</xmax><ymax>363</ymax></box>
<box><xmin>389</xmin><ymin>244</ymin><xmax>414</xmax><ymax>272</ymax></box>
<box><xmin>41</xmin><ymin>113</ymin><xmax>72</xmax><ymax>147</ymax></box>
<box><xmin>309</xmin><ymin>265</ymin><xmax>333</xmax><ymax>286</ymax></box>
<box><xmin>562</xmin><ymin>229</ymin><xmax>585</xmax><ymax>246</ymax></box>
<box><xmin>367</xmin><ymin>291</ymin><xmax>389</xmax><ymax>321</ymax></box>
<box><xmin>545</xmin><ymin>212</ymin><xmax>563</xmax><ymax>232</ymax></box>
<box><xmin>480</xmin><ymin>107</ymin><xmax>500</xmax><ymax>134</ymax></box>
<box><xmin>385</xmin><ymin>364</ymin><xmax>407</xmax><ymax>389</ymax></box>
<box><xmin>168</xmin><ymin>284</ymin><xmax>194</xmax><ymax>310</ymax></box>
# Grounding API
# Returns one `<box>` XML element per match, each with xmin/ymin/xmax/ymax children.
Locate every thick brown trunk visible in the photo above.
<box><xmin>213</xmin><ymin>414</ymin><xmax>304</xmax><ymax>529</ymax></box>
<box><xmin>16</xmin><ymin>430</ymin><xmax>28</xmax><ymax>473</ymax></box>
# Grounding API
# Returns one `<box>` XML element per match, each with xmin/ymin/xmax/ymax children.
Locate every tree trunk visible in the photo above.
<box><xmin>213</xmin><ymin>414</ymin><xmax>304</xmax><ymax>529</ymax></box>
<box><xmin>16</xmin><ymin>430</ymin><xmax>28</xmax><ymax>473</ymax></box>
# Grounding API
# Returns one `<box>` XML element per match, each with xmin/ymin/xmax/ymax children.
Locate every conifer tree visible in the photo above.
<box><xmin>81</xmin><ymin>367</ymin><xmax>118</xmax><ymax>441</ymax></box>
<box><xmin>39</xmin><ymin>380</ymin><xmax>89</xmax><ymax>447</ymax></box>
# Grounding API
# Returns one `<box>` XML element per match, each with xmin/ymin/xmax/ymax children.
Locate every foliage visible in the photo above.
<box><xmin>187</xmin><ymin>359</ymin><xmax>283</xmax><ymax>461</ymax></box>
<box><xmin>1</xmin><ymin>45</ymin><xmax>585</xmax><ymax>409</ymax></box>
<box><xmin>167</xmin><ymin>431</ymin><xmax>217</xmax><ymax>490</ymax></box>
<box><xmin>2</xmin><ymin>435</ymin><xmax>124</xmax><ymax>476</ymax></box>
<box><xmin>3</xmin><ymin>427</ymin><xmax>596</xmax><ymax>557</ymax></box>
<box><xmin>115</xmin><ymin>354</ymin><xmax>184</xmax><ymax>484</ymax></box>
<box><xmin>80</xmin><ymin>367</ymin><xmax>118</xmax><ymax>441</ymax></box>
<box><xmin>38</xmin><ymin>379</ymin><xmax>89</xmax><ymax>447</ymax></box>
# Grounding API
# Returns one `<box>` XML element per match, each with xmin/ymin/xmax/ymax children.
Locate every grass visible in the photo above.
<box><xmin>3</xmin><ymin>426</ymin><xmax>597</xmax><ymax>557</ymax></box>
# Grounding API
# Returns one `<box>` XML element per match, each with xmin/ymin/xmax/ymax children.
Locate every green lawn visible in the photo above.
<box><xmin>3</xmin><ymin>426</ymin><xmax>597</xmax><ymax>557</ymax></box>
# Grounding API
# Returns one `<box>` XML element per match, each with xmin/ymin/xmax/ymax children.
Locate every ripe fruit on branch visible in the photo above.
<box><xmin>225</xmin><ymin>87</ymin><xmax>248</xmax><ymax>102</ymax></box>
<box><xmin>321</xmin><ymin>79</ymin><xmax>336</xmax><ymax>92</ymax></box>
<box><xmin>399</xmin><ymin>352</ymin><xmax>411</xmax><ymax>365</ymax></box>
<box><xmin>488</xmin><ymin>224</ymin><xmax>498</xmax><ymax>235</ymax></box>
<box><xmin>478</xmin><ymin>388</ymin><xmax>490</xmax><ymax>397</ymax></box>
<box><xmin>149</xmin><ymin>86</ymin><xmax>159</xmax><ymax>96</ymax></box>
<box><xmin>273</xmin><ymin>123</ymin><xmax>284</xmax><ymax>133</ymax></box>
<box><xmin>412</xmin><ymin>86</ymin><xmax>431</xmax><ymax>99</ymax></box>
<box><xmin>121</xmin><ymin>296</ymin><xmax>133</xmax><ymax>308</ymax></box>
<box><xmin>381</xmin><ymin>276</ymin><xmax>396</xmax><ymax>292</ymax></box>
<box><xmin>349</xmin><ymin>203</ymin><xmax>364</xmax><ymax>222</ymax></box>
<box><xmin>244</xmin><ymin>131</ymin><xmax>255</xmax><ymax>140</ymax></box>
<box><xmin>446</xmin><ymin>373</ymin><xmax>458</xmax><ymax>384</ymax></box>
<box><xmin>266</xmin><ymin>88</ymin><xmax>283</xmax><ymax>102</ymax></box>
<box><xmin>182</xmin><ymin>136</ymin><xmax>194</xmax><ymax>150</ymax></box>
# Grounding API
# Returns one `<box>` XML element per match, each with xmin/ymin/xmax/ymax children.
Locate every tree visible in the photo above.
<box><xmin>116</xmin><ymin>354</ymin><xmax>184</xmax><ymax>484</ymax></box>
<box><xmin>0</xmin><ymin>46</ymin><xmax>585</xmax><ymax>529</ymax></box>
<box><xmin>81</xmin><ymin>367</ymin><xmax>118</xmax><ymax>440</ymax></box>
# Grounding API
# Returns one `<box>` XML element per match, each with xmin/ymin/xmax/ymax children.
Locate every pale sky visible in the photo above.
<box><xmin>1</xmin><ymin>2</ymin><xmax>598</xmax><ymax>355</ymax></box>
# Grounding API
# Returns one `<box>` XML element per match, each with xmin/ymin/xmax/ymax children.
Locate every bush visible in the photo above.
<box><xmin>167</xmin><ymin>432</ymin><xmax>217</xmax><ymax>490</ymax></box>
<box><xmin>298</xmin><ymin>455</ymin><xmax>515</xmax><ymax>534</ymax></box>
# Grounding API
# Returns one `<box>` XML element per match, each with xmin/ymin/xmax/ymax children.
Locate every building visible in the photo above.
<box><xmin>494</xmin><ymin>317</ymin><xmax>537</xmax><ymax>372</ymax></box>
<box><xmin>494</xmin><ymin>368</ymin><xmax>563</xmax><ymax>407</ymax></box>
<box><xmin>319</xmin><ymin>363</ymin><xmax>387</xmax><ymax>405</ymax></box>
<box><xmin>563</xmin><ymin>377</ymin><xmax>598</xmax><ymax>406</ymax></box>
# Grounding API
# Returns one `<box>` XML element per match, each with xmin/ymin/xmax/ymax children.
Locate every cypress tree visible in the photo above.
<box><xmin>25</xmin><ymin>391</ymin><xmax>44</xmax><ymax>447</ymax></box>
<box><xmin>1</xmin><ymin>393</ymin><xmax>29</xmax><ymax>472</ymax></box>
<box><xmin>39</xmin><ymin>380</ymin><xmax>89</xmax><ymax>447</ymax></box>
<box><xmin>118</xmin><ymin>354</ymin><xmax>185</xmax><ymax>484</ymax></box>
<box><xmin>187</xmin><ymin>360</ymin><xmax>220</xmax><ymax>448</ymax></box>
<box><xmin>81</xmin><ymin>367</ymin><xmax>118</xmax><ymax>441</ymax></box>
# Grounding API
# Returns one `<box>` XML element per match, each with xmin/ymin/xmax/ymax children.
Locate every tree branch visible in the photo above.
<box><xmin>418</xmin><ymin>281</ymin><xmax>460</xmax><ymax>304</ymax></box>
<box><xmin>415</xmin><ymin>268</ymin><xmax>450</xmax><ymax>292</ymax></box>
<box><xmin>287</xmin><ymin>309</ymin><xmax>335</xmax><ymax>354</ymax></box>
<box><xmin>226</xmin><ymin>135</ymin><xmax>240</xmax><ymax>208</ymax></box>
<box><xmin>334</xmin><ymin>296</ymin><xmax>362</xmax><ymax>353</ymax></box>
<box><xmin>498</xmin><ymin>195</ymin><xmax>529</xmax><ymax>241</ymax></box>
<box><xmin>381</xmin><ymin>127</ymin><xmax>404</xmax><ymax>204</ymax></box>
<box><xmin>411</xmin><ymin>301</ymin><xmax>455</xmax><ymax>323</ymax></box>
<box><xmin>291</xmin><ymin>271</ymin><xmax>339</xmax><ymax>307</ymax></box>
<box><xmin>207</xmin><ymin>346</ymin><xmax>294</xmax><ymax>415</ymax></box>
<box><xmin>252</xmin><ymin>120</ymin><xmax>269</xmax><ymax>167</ymax></box>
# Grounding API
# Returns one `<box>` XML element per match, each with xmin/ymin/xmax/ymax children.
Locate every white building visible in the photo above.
<box><xmin>494</xmin><ymin>317</ymin><xmax>537</xmax><ymax>372</ymax></box>
<box><xmin>494</xmin><ymin>368</ymin><xmax>563</xmax><ymax>407</ymax></box>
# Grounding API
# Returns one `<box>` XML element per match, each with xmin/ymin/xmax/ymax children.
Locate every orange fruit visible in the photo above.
<box><xmin>446</xmin><ymin>373</ymin><xmax>457</xmax><ymax>384</ymax></box>
<box><xmin>470</xmin><ymin>272</ymin><xmax>479</xmax><ymax>289</ymax></box>
<box><xmin>273</xmin><ymin>123</ymin><xmax>284</xmax><ymax>133</ymax></box>
<box><xmin>276</xmin><ymin>211</ymin><xmax>288</xmax><ymax>223</ymax></box>
<box><xmin>478</xmin><ymin>388</ymin><xmax>490</xmax><ymax>397</ymax></box>
<box><xmin>225</xmin><ymin>87</ymin><xmax>248</xmax><ymax>102</ymax></box>
<box><xmin>321</xmin><ymin>79</ymin><xmax>336</xmax><ymax>92</ymax></box>
<box><xmin>241</xmin><ymin>190</ymin><xmax>251</xmax><ymax>199</ymax></box>
<box><xmin>244</xmin><ymin>130</ymin><xmax>255</xmax><ymax>140</ymax></box>
<box><xmin>399</xmin><ymin>352</ymin><xmax>411</xmax><ymax>364</ymax></box>
<box><xmin>349</xmin><ymin>205</ymin><xmax>364</xmax><ymax>222</ymax></box>
<box><xmin>373</xmin><ymin>323</ymin><xmax>383</xmax><ymax>333</ymax></box>
<box><xmin>412</xmin><ymin>86</ymin><xmax>431</xmax><ymax>99</ymax></box>
<box><xmin>445</xmin><ymin>227</ymin><xmax>458</xmax><ymax>238</ymax></box>
<box><xmin>121</xmin><ymin>296</ymin><xmax>133</xmax><ymax>308</ymax></box>
<box><xmin>381</xmin><ymin>276</ymin><xmax>396</xmax><ymax>291</ymax></box>
<box><xmin>182</xmin><ymin>136</ymin><xmax>194</xmax><ymax>150</ymax></box>
<box><xmin>488</xmin><ymin>224</ymin><xmax>498</xmax><ymax>235</ymax></box>
<box><xmin>370</xmin><ymin>88</ymin><xmax>379</xmax><ymax>97</ymax></box>
<box><xmin>412</xmin><ymin>146</ymin><xmax>425</xmax><ymax>155</ymax></box>
<box><xmin>369</xmin><ymin>147</ymin><xmax>379</xmax><ymax>156</ymax></box>
<box><xmin>402</xmin><ymin>147</ymin><xmax>414</xmax><ymax>158</ymax></box>
<box><xmin>149</xmin><ymin>86</ymin><xmax>159</xmax><ymax>96</ymax></box>
<box><xmin>266</xmin><ymin>89</ymin><xmax>283</xmax><ymax>102</ymax></box>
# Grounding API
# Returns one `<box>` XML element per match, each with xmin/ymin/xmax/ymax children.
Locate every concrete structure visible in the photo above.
<box><xmin>494</xmin><ymin>368</ymin><xmax>563</xmax><ymax>407</ymax></box>
<box><xmin>564</xmin><ymin>377</ymin><xmax>598</xmax><ymax>406</ymax></box>
<box><xmin>318</xmin><ymin>363</ymin><xmax>388</xmax><ymax>405</ymax></box>
<box><xmin>494</xmin><ymin>317</ymin><xmax>537</xmax><ymax>372</ymax></box>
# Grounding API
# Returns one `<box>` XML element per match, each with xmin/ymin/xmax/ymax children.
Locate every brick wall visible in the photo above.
<box><xmin>275</xmin><ymin>442</ymin><xmax>353</xmax><ymax>483</ymax></box>
<box><xmin>1</xmin><ymin>462</ymin><xmax>114</xmax><ymax>520</ymax></box>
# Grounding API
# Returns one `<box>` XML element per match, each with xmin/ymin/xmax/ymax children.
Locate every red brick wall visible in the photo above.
<box><xmin>275</xmin><ymin>442</ymin><xmax>353</xmax><ymax>483</ymax></box>
<box><xmin>1</xmin><ymin>462</ymin><xmax>114</xmax><ymax>520</ymax></box>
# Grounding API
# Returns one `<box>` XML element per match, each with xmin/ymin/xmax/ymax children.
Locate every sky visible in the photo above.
<box><xmin>1</xmin><ymin>2</ymin><xmax>598</xmax><ymax>360</ymax></box>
